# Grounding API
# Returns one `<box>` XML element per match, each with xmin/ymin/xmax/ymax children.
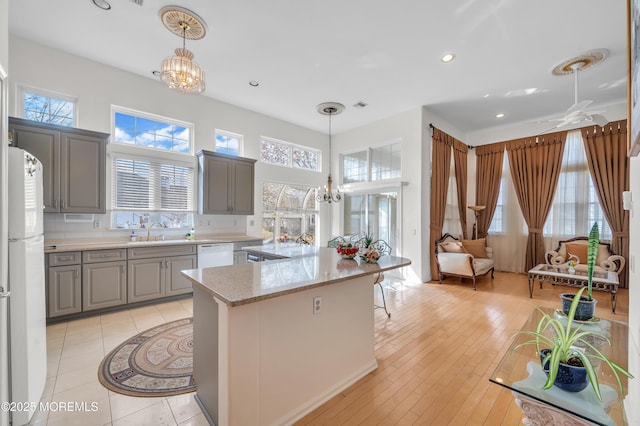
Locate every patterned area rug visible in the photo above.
<box><xmin>98</xmin><ymin>317</ymin><xmax>195</xmax><ymax>397</ymax></box>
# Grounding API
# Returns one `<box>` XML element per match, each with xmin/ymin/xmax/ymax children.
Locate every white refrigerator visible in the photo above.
<box><xmin>5</xmin><ymin>147</ymin><xmax>47</xmax><ymax>426</ymax></box>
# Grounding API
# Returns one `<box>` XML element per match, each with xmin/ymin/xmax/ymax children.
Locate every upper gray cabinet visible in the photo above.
<box><xmin>9</xmin><ymin>117</ymin><xmax>109</xmax><ymax>213</ymax></box>
<box><xmin>197</xmin><ymin>150</ymin><xmax>256</xmax><ymax>215</ymax></box>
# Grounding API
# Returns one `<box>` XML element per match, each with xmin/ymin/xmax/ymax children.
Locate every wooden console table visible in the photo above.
<box><xmin>528</xmin><ymin>264</ymin><xmax>619</xmax><ymax>313</ymax></box>
<box><xmin>490</xmin><ymin>307</ymin><xmax>629</xmax><ymax>425</ymax></box>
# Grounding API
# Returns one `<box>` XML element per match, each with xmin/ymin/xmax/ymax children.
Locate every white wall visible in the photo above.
<box><xmin>9</xmin><ymin>36</ymin><xmax>329</xmax><ymax>241</ymax></box>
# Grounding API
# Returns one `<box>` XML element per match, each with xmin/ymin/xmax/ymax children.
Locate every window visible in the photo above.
<box><xmin>544</xmin><ymin>131</ymin><xmax>612</xmax><ymax>240</ymax></box>
<box><xmin>19</xmin><ymin>86</ymin><xmax>76</xmax><ymax>126</ymax></box>
<box><xmin>110</xmin><ymin>107</ymin><xmax>196</xmax><ymax>229</ymax></box>
<box><xmin>215</xmin><ymin>129</ymin><xmax>243</xmax><ymax>156</ymax></box>
<box><xmin>341</xmin><ymin>141</ymin><xmax>402</xmax><ymax>184</ymax></box>
<box><xmin>259</xmin><ymin>137</ymin><xmax>320</xmax><ymax>171</ymax></box>
<box><xmin>488</xmin><ymin>179</ymin><xmax>506</xmax><ymax>234</ymax></box>
<box><xmin>262</xmin><ymin>182</ymin><xmax>318</xmax><ymax>243</ymax></box>
<box><xmin>343</xmin><ymin>151</ymin><xmax>368</xmax><ymax>183</ymax></box>
<box><xmin>113</xmin><ymin>107</ymin><xmax>192</xmax><ymax>154</ymax></box>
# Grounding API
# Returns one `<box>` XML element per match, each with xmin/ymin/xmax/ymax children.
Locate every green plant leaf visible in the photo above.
<box><xmin>587</xmin><ymin>222</ymin><xmax>599</xmax><ymax>300</ymax></box>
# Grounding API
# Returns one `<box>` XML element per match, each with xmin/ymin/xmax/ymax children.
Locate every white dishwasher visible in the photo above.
<box><xmin>197</xmin><ymin>243</ymin><xmax>234</xmax><ymax>268</ymax></box>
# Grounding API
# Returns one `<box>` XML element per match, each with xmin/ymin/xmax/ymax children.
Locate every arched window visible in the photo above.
<box><xmin>262</xmin><ymin>182</ymin><xmax>319</xmax><ymax>243</ymax></box>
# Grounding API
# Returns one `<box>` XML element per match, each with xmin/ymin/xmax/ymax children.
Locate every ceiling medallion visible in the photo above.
<box><xmin>551</xmin><ymin>49</ymin><xmax>608</xmax><ymax>76</ymax></box>
<box><xmin>159</xmin><ymin>6</ymin><xmax>207</xmax><ymax>40</ymax></box>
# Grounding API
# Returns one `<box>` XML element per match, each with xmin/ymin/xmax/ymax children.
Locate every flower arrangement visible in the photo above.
<box><xmin>277</xmin><ymin>233</ymin><xmax>290</xmax><ymax>243</ymax></box>
<box><xmin>360</xmin><ymin>248</ymin><xmax>380</xmax><ymax>264</ymax></box>
<box><xmin>336</xmin><ymin>242</ymin><xmax>358</xmax><ymax>259</ymax></box>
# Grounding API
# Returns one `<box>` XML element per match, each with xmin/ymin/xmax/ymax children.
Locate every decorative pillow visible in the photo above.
<box><xmin>461</xmin><ymin>238</ymin><xmax>488</xmax><ymax>258</ymax></box>
<box><xmin>440</xmin><ymin>241</ymin><xmax>466</xmax><ymax>253</ymax></box>
<box><xmin>565</xmin><ymin>243</ymin><xmax>589</xmax><ymax>264</ymax></box>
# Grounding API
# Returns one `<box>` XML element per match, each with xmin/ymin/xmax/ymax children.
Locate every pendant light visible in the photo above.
<box><xmin>159</xmin><ymin>6</ymin><xmax>207</xmax><ymax>95</ymax></box>
<box><xmin>316</xmin><ymin>102</ymin><xmax>345</xmax><ymax>204</ymax></box>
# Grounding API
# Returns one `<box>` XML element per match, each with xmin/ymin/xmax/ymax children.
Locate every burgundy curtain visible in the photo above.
<box><xmin>506</xmin><ymin>131</ymin><xmax>567</xmax><ymax>271</ymax></box>
<box><xmin>581</xmin><ymin>120</ymin><xmax>629</xmax><ymax>288</ymax></box>
<box><xmin>430</xmin><ymin>127</ymin><xmax>453</xmax><ymax>276</ymax></box>
<box><xmin>453</xmin><ymin>139</ymin><xmax>469</xmax><ymax>239</ymax></box>
<box><xmin>475</xmin><ymin>142</ymin><xmax>505</xmax><ymax>239</ymax></box>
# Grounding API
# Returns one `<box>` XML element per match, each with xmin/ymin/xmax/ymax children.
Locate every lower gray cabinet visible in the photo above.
<box><xmin>128</xmin><ymin>258</ymin><xmax>165</xmax><ymax>303</ymax></box>
<box><xmin>128</xmin><ymin>255</ymin><xmax>197</xmax><ymax>302</ymax></box>
<box><xmin>82</xmin><ymin>261</ymin><xmax>127</xmax><ymax>311</ymax></box>
<box><xmin>48</xmin><ymin>264</ymin><xmax>82</xmax><ymax>317</ymax></box>
<box><xmin>166</xmin><ymin>255</ymin><xmax>197</xmax><ymax>296</ymax></box>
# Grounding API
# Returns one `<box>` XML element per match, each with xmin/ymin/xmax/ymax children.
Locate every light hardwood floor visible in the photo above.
<box><xmin>295</xmin><ymin>271</ymin><xmax>629</xmax><ymax>425</ymax></box>
<box><xmin>37</xmin><ymin>271</ymin><xmax>628</xmax><ymax>425</ymax></box>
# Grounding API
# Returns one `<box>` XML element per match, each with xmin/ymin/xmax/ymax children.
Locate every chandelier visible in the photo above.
<box><xmin>159</xmin><ymin>6</ymin><xmax>207</xmax><ymax>95</ymax></box>
<box><xmin>316</xmin><ymin>102</ymin><xmax>345</xmax><ymax>204</ymax></box>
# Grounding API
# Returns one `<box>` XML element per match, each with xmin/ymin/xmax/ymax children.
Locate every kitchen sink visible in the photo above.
<box><xmin>127</xmin><ymin>239</ymin><xmax>191</xmax><ymax>245</ymax></box>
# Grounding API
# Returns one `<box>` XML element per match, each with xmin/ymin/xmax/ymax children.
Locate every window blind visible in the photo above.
<box><xmin>112</xmin><ymin>157</ymin><xmax>194</xmax><ymax>211</ymax></box>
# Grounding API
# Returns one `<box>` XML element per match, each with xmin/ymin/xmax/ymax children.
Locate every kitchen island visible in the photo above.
<box><xmin>182</xmin><ymin>246</ymin><xmax>411</xmax><ymax>426</ymax></box>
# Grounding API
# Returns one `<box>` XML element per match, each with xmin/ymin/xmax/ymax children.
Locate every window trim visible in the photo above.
<box><xmin>17</xmin><ymin>84</ymin><xmax>78</xmax><ymax>126</ymax></box>
<box><xmin>111</xmin><ymin>105</ymin><xmax>194</xmax><ymax>156</ymax></box>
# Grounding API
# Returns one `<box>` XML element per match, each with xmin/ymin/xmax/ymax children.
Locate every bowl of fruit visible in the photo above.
<box><xmin>336</xmin><ymin>242</ymin><xmax>359</xmax><ymax>259</ymax></box>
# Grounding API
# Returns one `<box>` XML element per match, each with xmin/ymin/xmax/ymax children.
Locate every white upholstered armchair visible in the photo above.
<box><xmin>434</xmin><ymin>234</ymin><xmax>495</xmax><ymax>290</ymax></box>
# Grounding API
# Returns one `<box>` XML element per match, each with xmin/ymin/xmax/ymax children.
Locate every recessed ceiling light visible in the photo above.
<box><xmin>496</xmin><ymin>113</ymin><xmax>505</xmax><ymax>118</ymax></box>
<box><xmin>92</xmin><ymin>0</ymin><xmax>111</xmax><ymax>10</ymax></box>
<box><xmin>441</xmin><ymin>53</ymin><xmax>455</xmax><ymax>63</ymax></box>
<box><xmin>152</xmin><ymin>70</ymin><xmax>161</xmax><ymax>77</ymax></box>
<box><xmin>249</xmin><ymin>81</ymin><xmax>259</xmax><ymax>87</ymax></box>
<box><xmin>353</xmin><ymin>101</ymin><xmax>368</xmax><ymax>108</ymax></box>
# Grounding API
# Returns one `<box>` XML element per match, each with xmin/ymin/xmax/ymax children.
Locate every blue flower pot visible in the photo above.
<box><xmin>540</xmin><ymin>349</ymin><xmax>588</xmax><ymax>392</ymax></box>
<box><xmin>560</xmin><ymin>293</ymin><xmax>597</xmax><ymax>321</ymax></box>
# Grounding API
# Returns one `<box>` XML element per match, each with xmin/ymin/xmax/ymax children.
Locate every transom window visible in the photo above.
<box><xmin>113</xmin><ymin>107</ymin><xmax>192</xmax><ymax>154</ymax></box>
<box><xmin>259</xmin><ymin>137</ymin><xmax>320</xmax><ymax>171</ymax></box>
<box><xmin>342</xmin><ymin>141</ymin><xmax>402</xmax><ymax>184</ymax></box>
<box><xmin>215</xmin><ymin>129</ymin><xmax>243</xmax><ymax>156</ymax></box>
<box><xmin>19</xmin><ymin>85</ymin><xmax>76</xmax><ymax>127</ymax></box>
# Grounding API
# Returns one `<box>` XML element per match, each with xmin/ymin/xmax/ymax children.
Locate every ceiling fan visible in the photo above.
<box><xmin>542</xmin><ymin>60</ymin><xmax>608</xmax><ymax>132</ymax></box>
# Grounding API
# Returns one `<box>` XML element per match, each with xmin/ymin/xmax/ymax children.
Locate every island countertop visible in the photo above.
<box><xmin>182</xmin><ymin>246</ymin><xmax>411</xmax><ymax>307</ymax></box>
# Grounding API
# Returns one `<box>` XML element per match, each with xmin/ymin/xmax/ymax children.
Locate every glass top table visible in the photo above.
<box><xmin>490</xmin><ymin>307</ymin><xmax>629</xmax><ymax>425</ymax></box>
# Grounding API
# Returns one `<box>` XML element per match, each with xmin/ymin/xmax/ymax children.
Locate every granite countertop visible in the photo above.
<box><xmin>182</xmin><ymin>246</ymin><xmax>411</xmax><ymax>307</ymax></box>
<box><xmin>44</xmin><ymin>234</ymin><xmax>263</xmax><ymax>253</ymax></box>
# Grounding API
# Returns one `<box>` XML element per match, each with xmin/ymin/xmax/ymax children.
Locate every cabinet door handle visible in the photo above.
<box><xmin>165</xmin><ymin>261</ymin><xmax>169</xmax><ymax>268</ymax></box>
<box><xmin>61</xmin><ymin>200</ymin><xmax>65</xmax><ymax>209</ymax></box>
<box><xmin>53</xmin><ymin>199</ymin><xmax>58</xmax><ymax>209</ymax></box>
<box><xmin>75</xmin><ymin>270</ymin><xmax>79</xmax><ymax>279</ymax></box>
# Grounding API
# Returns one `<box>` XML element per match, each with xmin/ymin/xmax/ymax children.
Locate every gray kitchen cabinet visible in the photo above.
<box><xmin>82</xmin><ymin>249</ymin><xmax>127</xmax><ymax>311</ymax></box>
<box><xmin>128</xmin><ymin>258</ymin><xmax>165</xmax><ymax>303</ymax></box>
<box><xmin>9</xmin><ymin>117</ymin><xmax>109</xmax><ymax>213</ymax></box>
<box><xmin>127</xmin><ymin>245</ymin><xmax>196</xmax><ymax>302</ymax></box>
<box><xmin>83</xmin><ymin>261</ymin><xmax>127</xmax><ymax>311</ymax></box>
<box><xmin>48</xmin><ymin>264</ymin><xmax>82</xmax><ymax>317</ymax></box>
<box><xmin>197</xmin><ymin>150</ymin><xmax>256</xmax><ymax>215</ymax></box>
<box><xmin>165</xmin><ymin>255</ymin><xmax>197</xmax><ymax>296</ymax></box>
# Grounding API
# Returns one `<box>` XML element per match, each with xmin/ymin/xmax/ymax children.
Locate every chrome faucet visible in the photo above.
<box><xmin>147</xmin><ymin>222</ymin><xmax>163</xmax><ymax>241</ymax></box>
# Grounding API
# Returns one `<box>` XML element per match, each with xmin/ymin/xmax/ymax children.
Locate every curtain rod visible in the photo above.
<box><xmin>429</xmin><ymin>123</ymin><xmax>475</xmax><ymax>149</ymax></box>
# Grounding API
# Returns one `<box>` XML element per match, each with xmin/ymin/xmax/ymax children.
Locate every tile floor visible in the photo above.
<box><xmin>30</xmin><ymin>298</ymin><xmax>208</xmax><ymax>426</ymax></box>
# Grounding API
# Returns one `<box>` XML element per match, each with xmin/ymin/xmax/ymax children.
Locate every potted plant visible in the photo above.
<box><xmin>514</xmin><ymin>286</ymin><xmax>633</xmax><ymax>400</ymax></box>
<box><xmin>560</xmin><ymin>222</ymin><xmax>599</xmax><ymax>320</ymax></box>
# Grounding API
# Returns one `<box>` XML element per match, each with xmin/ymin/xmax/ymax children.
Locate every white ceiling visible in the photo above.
<box><xmin>8</xmin><ymin>0</ymin><xmax>628</xmax><ymax>135</ymax></box>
